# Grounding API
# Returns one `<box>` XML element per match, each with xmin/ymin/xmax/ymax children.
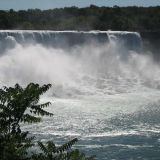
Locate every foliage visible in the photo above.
<box><xmin>0</xmin><ymin>83</ymin><xmax>52</xmax><ymax>160</ymax></box>
<box><xmin>0</xmin><ymin>132</ymin><xmax>34</xmax><ymax>160</ymax></box>
<box><xmin>0</xmin><ymin>83</ymin><xmax>95</xmax><ymax>160</ymax></box>
<box><xmin>0</xmin><ymin>6</ymin><xmax>160</xmax><ymax>31</ymax></box>
<box><xmin>32</xmin><ymin>138</ymin><xmax>95</xmax><ymax>160</ymax></box>
<box><xmin>0</xmin><ymin>83</ymin><xmax>52</xmax><ymax>134</ymax></box>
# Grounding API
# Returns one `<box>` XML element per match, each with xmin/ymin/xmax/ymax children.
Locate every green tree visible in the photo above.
<box><xmin>0</xmin><ymin>83</ymin><xmax>53</xmax><ymax>160</ymax></box>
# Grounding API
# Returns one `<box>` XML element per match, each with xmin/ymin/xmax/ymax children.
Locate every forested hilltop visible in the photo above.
<box><xmin>0</xmin><ymin>5</ymin><xmax>160</xmax><ymax>31</ymax></box>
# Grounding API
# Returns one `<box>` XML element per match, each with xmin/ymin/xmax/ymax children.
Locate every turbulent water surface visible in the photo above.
<box><xmin>0</xmin><ymin>30</ymin><xmax>160</xmax><ymax>159</ymax></box>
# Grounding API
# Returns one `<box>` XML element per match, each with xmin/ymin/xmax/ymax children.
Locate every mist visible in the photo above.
<box><xmin>0</xmin><ymin>35</ymin><xmax>159</xmax><ymax>98</ymax></box>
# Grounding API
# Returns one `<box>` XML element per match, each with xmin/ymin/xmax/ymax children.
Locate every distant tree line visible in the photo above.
<box><xmin>0</xmin><ymin>5</ymin><xmax>160</xmax><ymax>31</ymax></box>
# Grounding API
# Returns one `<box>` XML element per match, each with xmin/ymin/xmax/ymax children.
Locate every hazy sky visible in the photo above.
<box><xmin>0</xmin><ymin>0</ymin><xmax>160</xmax><ymax>10</ymax></box>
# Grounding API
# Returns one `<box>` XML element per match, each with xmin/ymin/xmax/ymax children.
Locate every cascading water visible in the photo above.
<box><xmin>0</xmin><ymin>30</ymin><xmax>160</xmax><ymax>160</ymax></box>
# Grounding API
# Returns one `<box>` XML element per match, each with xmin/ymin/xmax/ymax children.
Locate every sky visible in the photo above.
<box><xmin>0</xmin><ymin>0</ymin><xmax>160</xmax><ymax>10</ymax></box>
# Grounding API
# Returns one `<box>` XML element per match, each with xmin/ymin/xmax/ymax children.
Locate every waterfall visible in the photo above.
<box><xmin>0</xmin><ymin>30</ymin><xmax>142</xmax><ymax>53</ymax></box>
<box><xmin>0</xmin><ymin>30</ymin><xmax>160</xmax><ymax>160</ymax></box>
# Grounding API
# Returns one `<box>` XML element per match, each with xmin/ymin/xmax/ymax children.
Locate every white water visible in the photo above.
<box><xmin>0</xmin><ymin>30</ymin><xmax>160</xmax><ymax>159</ymax></box>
